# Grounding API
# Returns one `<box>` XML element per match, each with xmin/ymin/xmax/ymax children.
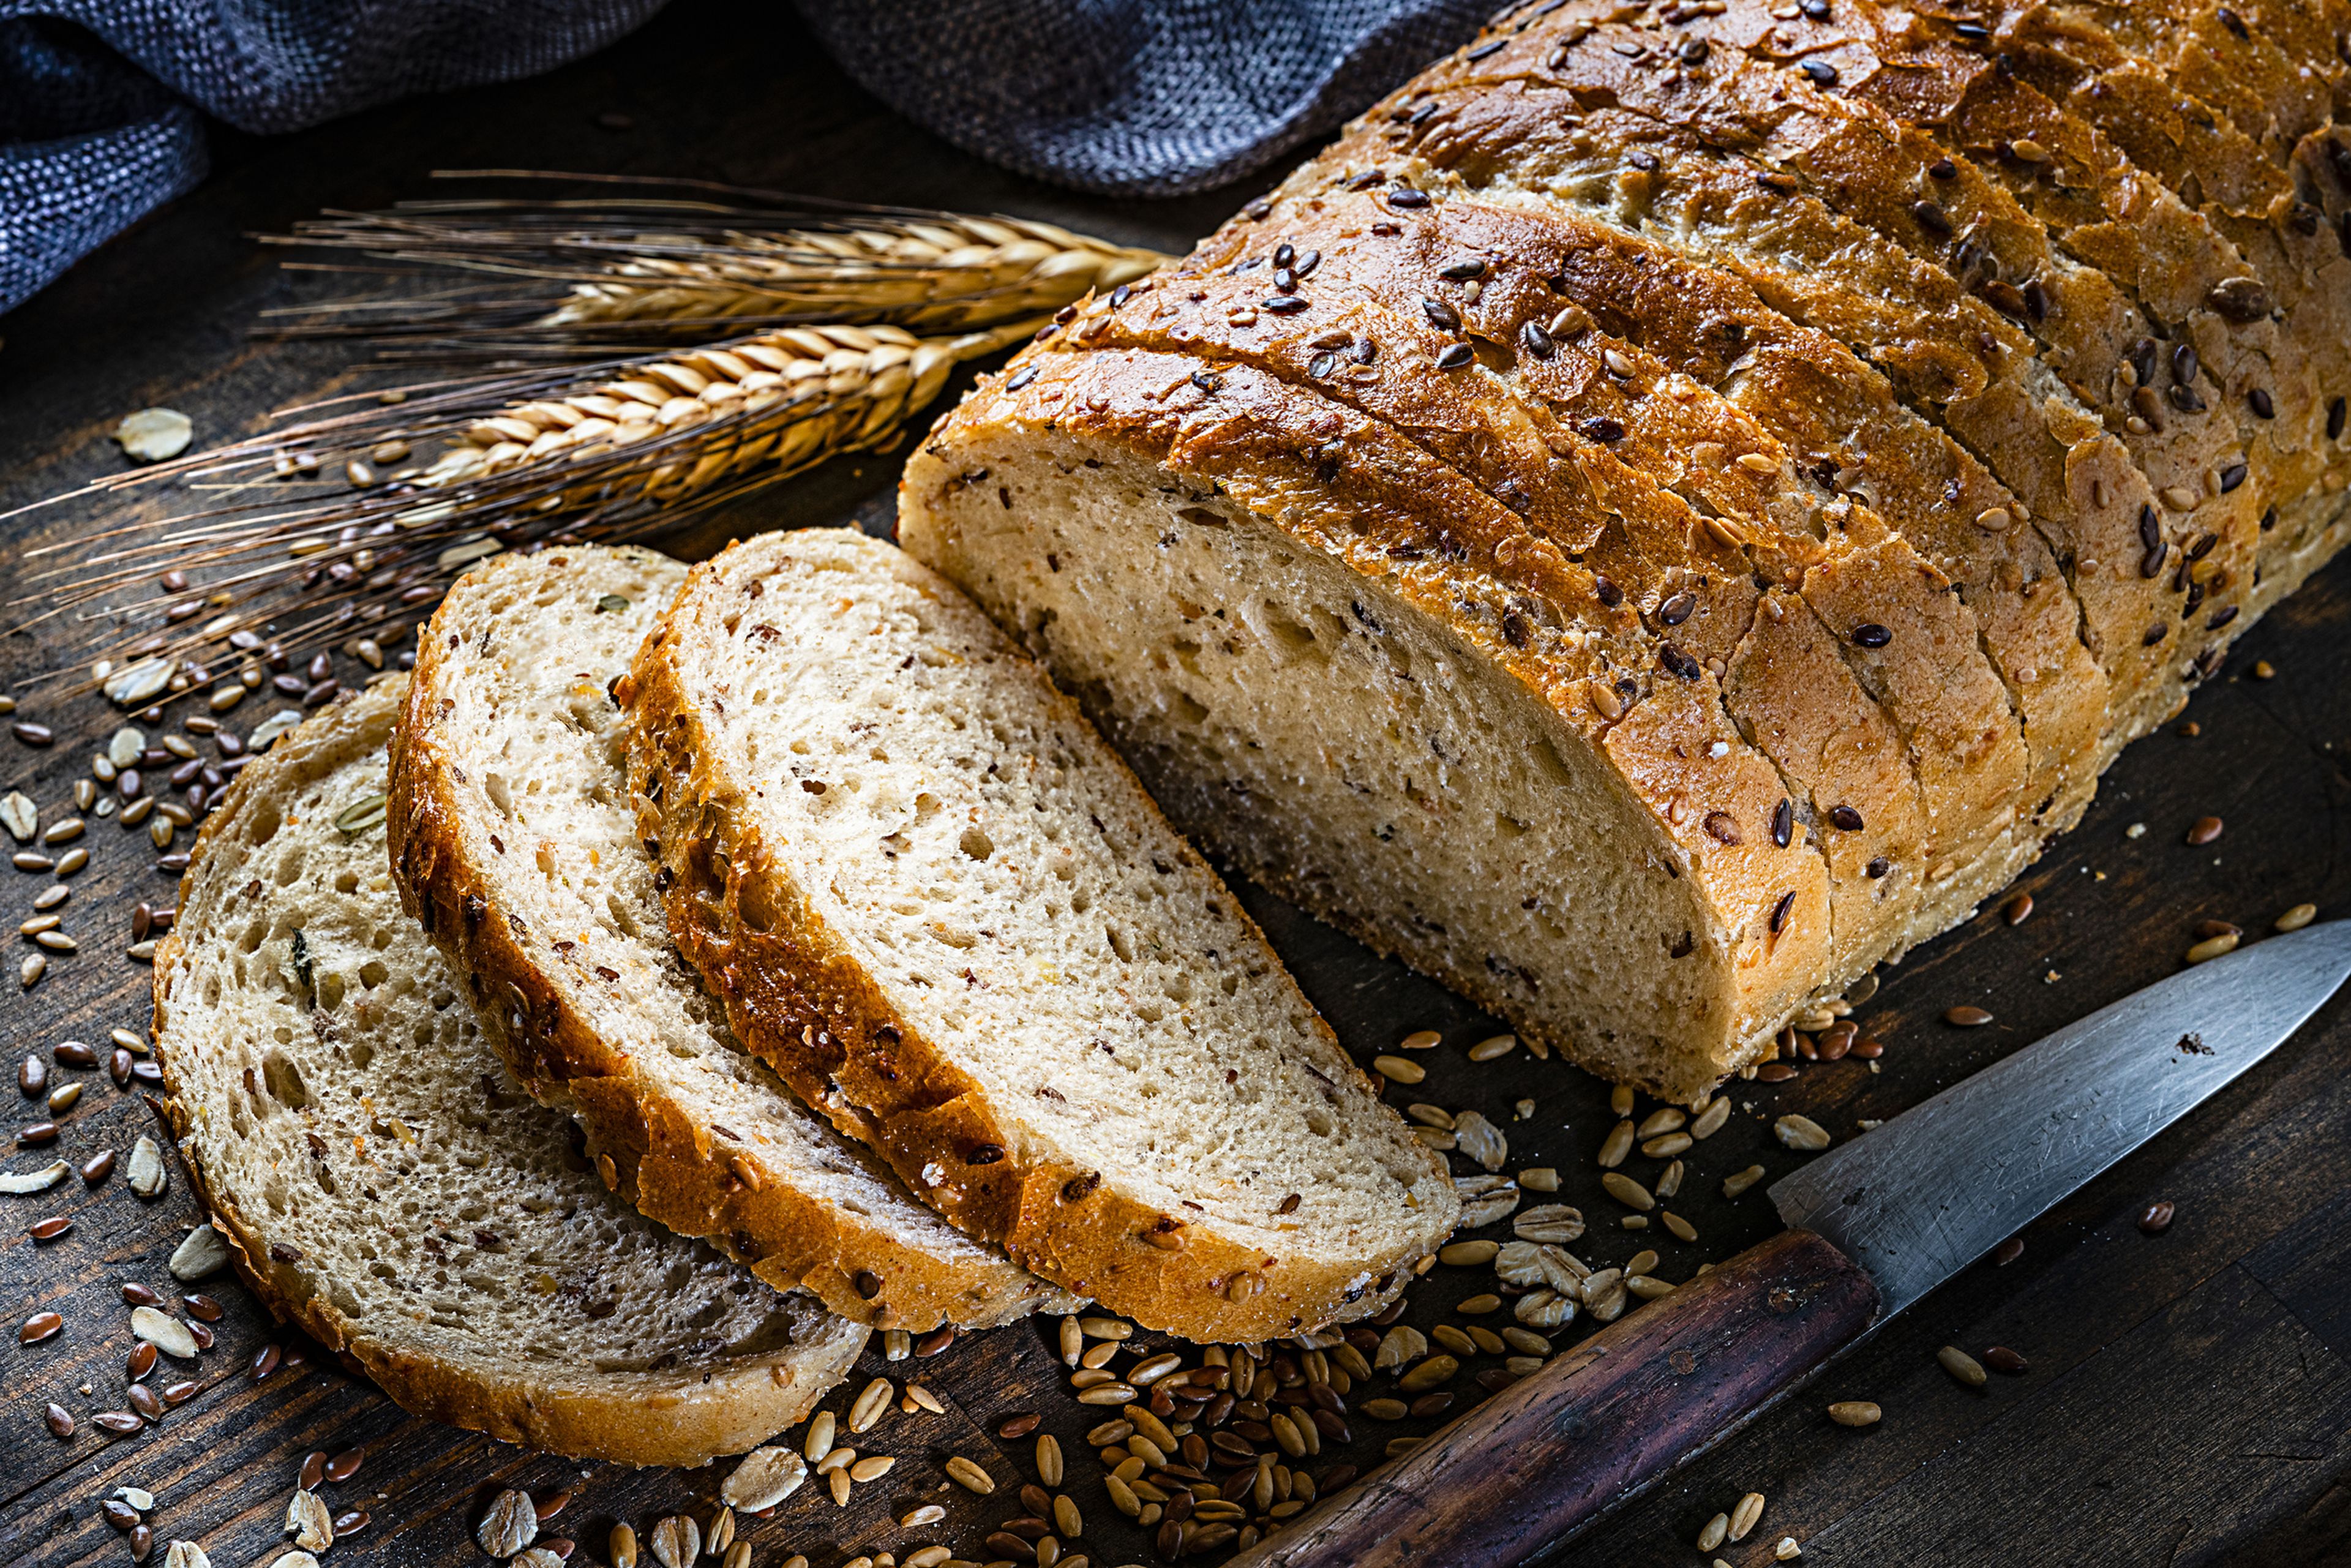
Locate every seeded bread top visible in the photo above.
<box><xmin>389</xmin><ymin>544</ymin><xmax>1064</xmax><ymax>1330</ymax></box>
<box><xmin>154</xmin><ymin>677</ymin><xmax>866</xmax><ymax>1466</ymax></box>
<box><xmin>628</xmin><ymin>528</ymin><xmax>1458</xmax><ymax>1337</ymax></box>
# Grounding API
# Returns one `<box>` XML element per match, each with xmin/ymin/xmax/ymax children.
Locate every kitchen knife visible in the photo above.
<box><xmin>1233</xmin><ymin>920</ymin><xmax>2351</xmax><ymax>1567</ymax></box>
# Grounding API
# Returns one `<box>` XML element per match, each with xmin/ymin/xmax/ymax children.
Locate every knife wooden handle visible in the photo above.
<box><xmin>1229</xmin><ymin>1228</ymin><xmax>1879</xmax><ymax>1568</ymax></box>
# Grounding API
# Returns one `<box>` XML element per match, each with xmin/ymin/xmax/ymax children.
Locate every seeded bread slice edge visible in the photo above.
<box><xmin>153</xmin><ymin>679</ymin><xmax>867</xmax><ymax>1466</ymax></box>
<box><xmin>388</xmin><ymin>545</ymin><xmax>1067</xmax><ymax>1332</ymax></box>
<box><xmin>624</xmin><ymin>531</ymin><xmax>1455</xmax><ymax>1341</ymax></box>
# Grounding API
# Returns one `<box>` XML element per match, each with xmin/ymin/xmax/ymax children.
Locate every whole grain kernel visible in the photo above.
<box><xmin>1466</xmin><ymin>1034</ymin><xmax>1517</xmax><ymax>1062</ymax></box>
<box><xmin>1036</xmin><ymin>1433</ymin><xmax>1065</xmax><ymax>1487</ymax></box>
<box><xmin>1728</xmin><ymin>1491</ymin><xmax>1766</xmax><ymax>1542</ymax></box>
<box><xmin>1600</xmin><ymin>1171</ymin><xmax>1655</xmax><ymax>1210</ymax></box>
<box><xmin>2277</xmin><ymin>903</ymin><xmax>2318</xmax><ymax>932</ymax></box>
<box><xmin>1597</xmin><ymin>1120</ymin><xmax>1636</xmax><ymax>1168</ymax></box>
<box><xmin>2185</xmin><ymin>932</ymin><xmax>2239</xmax><ymax>964</ymax></box>
<box><xmin>1371</xmin><ymin>1055</ymin><xmax>1425</xmax><ymax>1084</ymax></box>
<box><xmin>1698</xmin><ymin>1514</ymin><xmax>1730</xmax><ymax>1551</ymax></box>
<box><xmin>848</xmin><ymin>1376</ymin><xmax>893</xmax><ymax>1433</ymax></box>
<box><xmin>1828</xmin><ymin>1401</ymin><xmax>1881</xmax><ymax>1427</ymax></box>
<box><xmin>1938</xmin><ymin>1346</ymin><xmax>1989</xmax><ymax>1387</ymax></box>
<box><xmin>944</xmin><ymin>1455</ymin><xmax>996</xmax><ymax>1493</ymax></box>
<box><xmin>1397</xmin><ymin>1029</ymin><xmax>1441</xmax><ymax>1051</ymax></box>
<box><xmin>1457</xmin><ymin>1294</ymin><xmax>1502</xmax><ymax>1315</ymax></box>
<box><xmin>1439</xmin><ymin>1239</ymin><xmax>1498</xmax><ymax>1266</ymax></box>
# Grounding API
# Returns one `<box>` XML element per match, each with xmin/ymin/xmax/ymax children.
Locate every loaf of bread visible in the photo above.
<box><xmin>899</xmin><ymin>0</ymin><xmax>2351</xmax><ymax>1100</ymax></box>
<box><xmin>625</xmin><ymin>528</ymin><xmax>1458</xmax><ymax>1339</ymax></box>
<box><xmin>389</xmin><ymin>544</ymin><xmax>1065</xmax><ymax>1331</ymax></box>
<box><xmin>153</xmin><ymin>677</ymin><xmax>866</xmax><ymax>1466</ymax></box>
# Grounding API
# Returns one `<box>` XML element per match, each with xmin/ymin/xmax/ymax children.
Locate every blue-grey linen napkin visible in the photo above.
<box><xmin>0</xmin><ymin>0</ymin><xmax>1491</xmax><ymax>313</ymax></box>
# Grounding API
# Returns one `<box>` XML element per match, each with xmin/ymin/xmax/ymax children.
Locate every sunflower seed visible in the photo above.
<box><xmin>170</xmin><ymin>1224</ymin><xmax>229</xmax><ymax>1280</ymax></box>
<box><xmin>1467</xmin><ymin>1033</ymin><xmax>1518</xmax><ymax>1062</ymax></box>
<box><xmin>478</xmin><ymin>1491</ymin><xmax>539</xmax><ymax>1558</ymax></box>
<box><xmin>1938</xmin><ymin>1345</ymin><xmax>1988</xmax><ymax>1387</ymax></box>
<box><xmin>721</xmin><ymin>1446</ymin><xmax>807</xmax><ymax>1510</ymax></box>
<box><xmin>1397</xmin><ymin>1355</ymin><xmax>1458</xmax><ymax>1394</ymax></box>
<box><xmin>1597</xmin><ymin>1120</ymin><xmax>1635</xmax><ymax>1167</ymax></box>
<box><xmin>1600</xmin><ymin>1171</ymin><xmax>1655</xmax><ymax>1212</ymax></box>
<box><xmin>1518</xmin><ymin>1166</ymin><xmax>1559</xmax><ymax>1192</ymax></box>
<box><xmin>130</xmin><ymin>1307</ymin><xmax>198</xmax><ymax>1360</ymax></box>
<box><xmin>1</xmin><ymin>1160</ymin><xmax>67</xmax><ymax>1195</ymax></box>
<box><xmin>127</xmin><ymin>1135</ymin><xmax>168</xmax><ymax>1197</ymax></box>
<box><xmin>1452</xmin><ymin>1111</ymin><xmax>1507</xmax><ymax>1171</ymax></box>
<box><xmin>1371</xmin><ymin>1055</ymin><xmax>1425</xmax><ymax>1084</ymax></box>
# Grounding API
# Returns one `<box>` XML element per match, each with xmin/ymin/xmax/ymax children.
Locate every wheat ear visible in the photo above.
<box><xmin>260</xmin><ymin>178</ymin><xmax>1167</xmax><ymax>351</ymax></box>
<box><xmin>10</xmin><ymin>320</ymin><xmax>1038</xmax><ymax>699</ymax></box>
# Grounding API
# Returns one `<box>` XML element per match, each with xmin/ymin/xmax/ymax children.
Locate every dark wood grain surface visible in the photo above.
<box><xmin>2</xmin><ymin>7</ymin><xmax>2348</xmax><ymax>1567</ymax></box>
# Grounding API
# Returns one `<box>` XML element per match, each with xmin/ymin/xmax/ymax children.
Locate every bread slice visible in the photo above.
<box><xmin>624</xmin><ymin>528</ymin><xmax>1457</xmax><ymax>1340</ymax></box>
<box><xmin>152</xmin><ymin>676</ymin><xmax>866</xmax><ymax>1466</ymax></box>
<box><xmin>389</xmin><ymin>543</ymin><xmax>1063</xmax><ymax>1331</ymax></box>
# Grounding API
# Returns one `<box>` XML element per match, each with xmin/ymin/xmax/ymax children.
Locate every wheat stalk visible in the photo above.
<box><xmin>259</xmin><ymin>173</ymin><xmax>1166</xmax><ymax>353</ymax></box>
<box><xmin>10</xmin><ymin>319</ymin><xmax>1037</xmax><ymax>702</ymax></box>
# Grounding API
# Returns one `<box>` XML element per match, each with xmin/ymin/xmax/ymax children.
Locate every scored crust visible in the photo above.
<box><xmin>624</xmin><ymin>529</ymin><xmax>1458</xmax><ymax>1340</ymax></box>
<box><xmin>154</xmin><ymin>678</ymin><xmax>866</xmax><ymax>1467</ymax></box>
<box><xmin>388</xmin><ymin>545</ymin><xmax>1066</xmax><ymax>1332</ymax></box>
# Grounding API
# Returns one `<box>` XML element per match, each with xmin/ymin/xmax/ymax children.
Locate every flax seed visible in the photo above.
<box><xmin>2138</xmin><ymin>1200</ymin><xmax>2176</xmax><ymax>1234</ymax></box>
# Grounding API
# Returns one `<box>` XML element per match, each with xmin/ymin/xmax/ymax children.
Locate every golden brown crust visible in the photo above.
<box><xmin>902</xmin><ymin>1</ymin><xmax>2351</xmax><ymax>1095</ymax></box>
<box><xmin>385</xmin><ymin>551</ymin><xmax>1059</xmax><ymax>1332</ymax></box>
<box><xmin>154</xmin><ymin>683</ymin><xmax>863</xmax><ymax>1468</ymax></box>
<box><xmin>917</xmin><ymin>346</ymin><xmax>1834</xmax><ymax>1092</ymax></box>
<box><xmin>624</xmin><ymin>532</ymin><xmax>1452</xmax><ymax>1337</ymax></box>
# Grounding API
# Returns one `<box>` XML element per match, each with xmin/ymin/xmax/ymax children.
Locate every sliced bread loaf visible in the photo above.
<box><xmin>625</xmin><ymin>528</ymin><xmax>1457</xmax><ymax>1340</ymax></box>
<box><xmin>153</xmin><ymin>676</ymin><xmax>866</xmax><ymax>1466</ymax></box>
<box><xmin>389</xmin><ymin>544</ymin><xmax>1063</xmax><ymax>1330</ymax></box>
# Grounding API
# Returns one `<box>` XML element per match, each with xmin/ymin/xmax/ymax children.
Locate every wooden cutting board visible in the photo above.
<box><xmin>2</xmin><ymin>7</ymin><xmax>2346</xmax><ymax>1566</ymax></box>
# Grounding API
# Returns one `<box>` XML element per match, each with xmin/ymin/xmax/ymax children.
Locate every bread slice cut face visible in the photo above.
<box><xmin>390</xmin><ymin>544</ymin><xmax>1062</xmax><ymax>1331</ymax></box>
<box><xmin>626</xmin><ymin>528</ymin><xmax>1457</xmax><ymax>1340</ymax></box>
<box><xmin>154</xmin><ymin>676</ymin><xmax>866</xmax><ymax>1466</ymax></box>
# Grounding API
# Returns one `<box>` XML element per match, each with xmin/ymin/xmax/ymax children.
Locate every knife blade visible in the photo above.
<box><xmin>1233</xmin><ymin>923</ymin><xmax>2351</xmax><ymax>1568</ymax></box>
<box><xmin>1770</xmin><ymin>917</ymin><xmax>2351</xmax><ymax>1321</ymax></box>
